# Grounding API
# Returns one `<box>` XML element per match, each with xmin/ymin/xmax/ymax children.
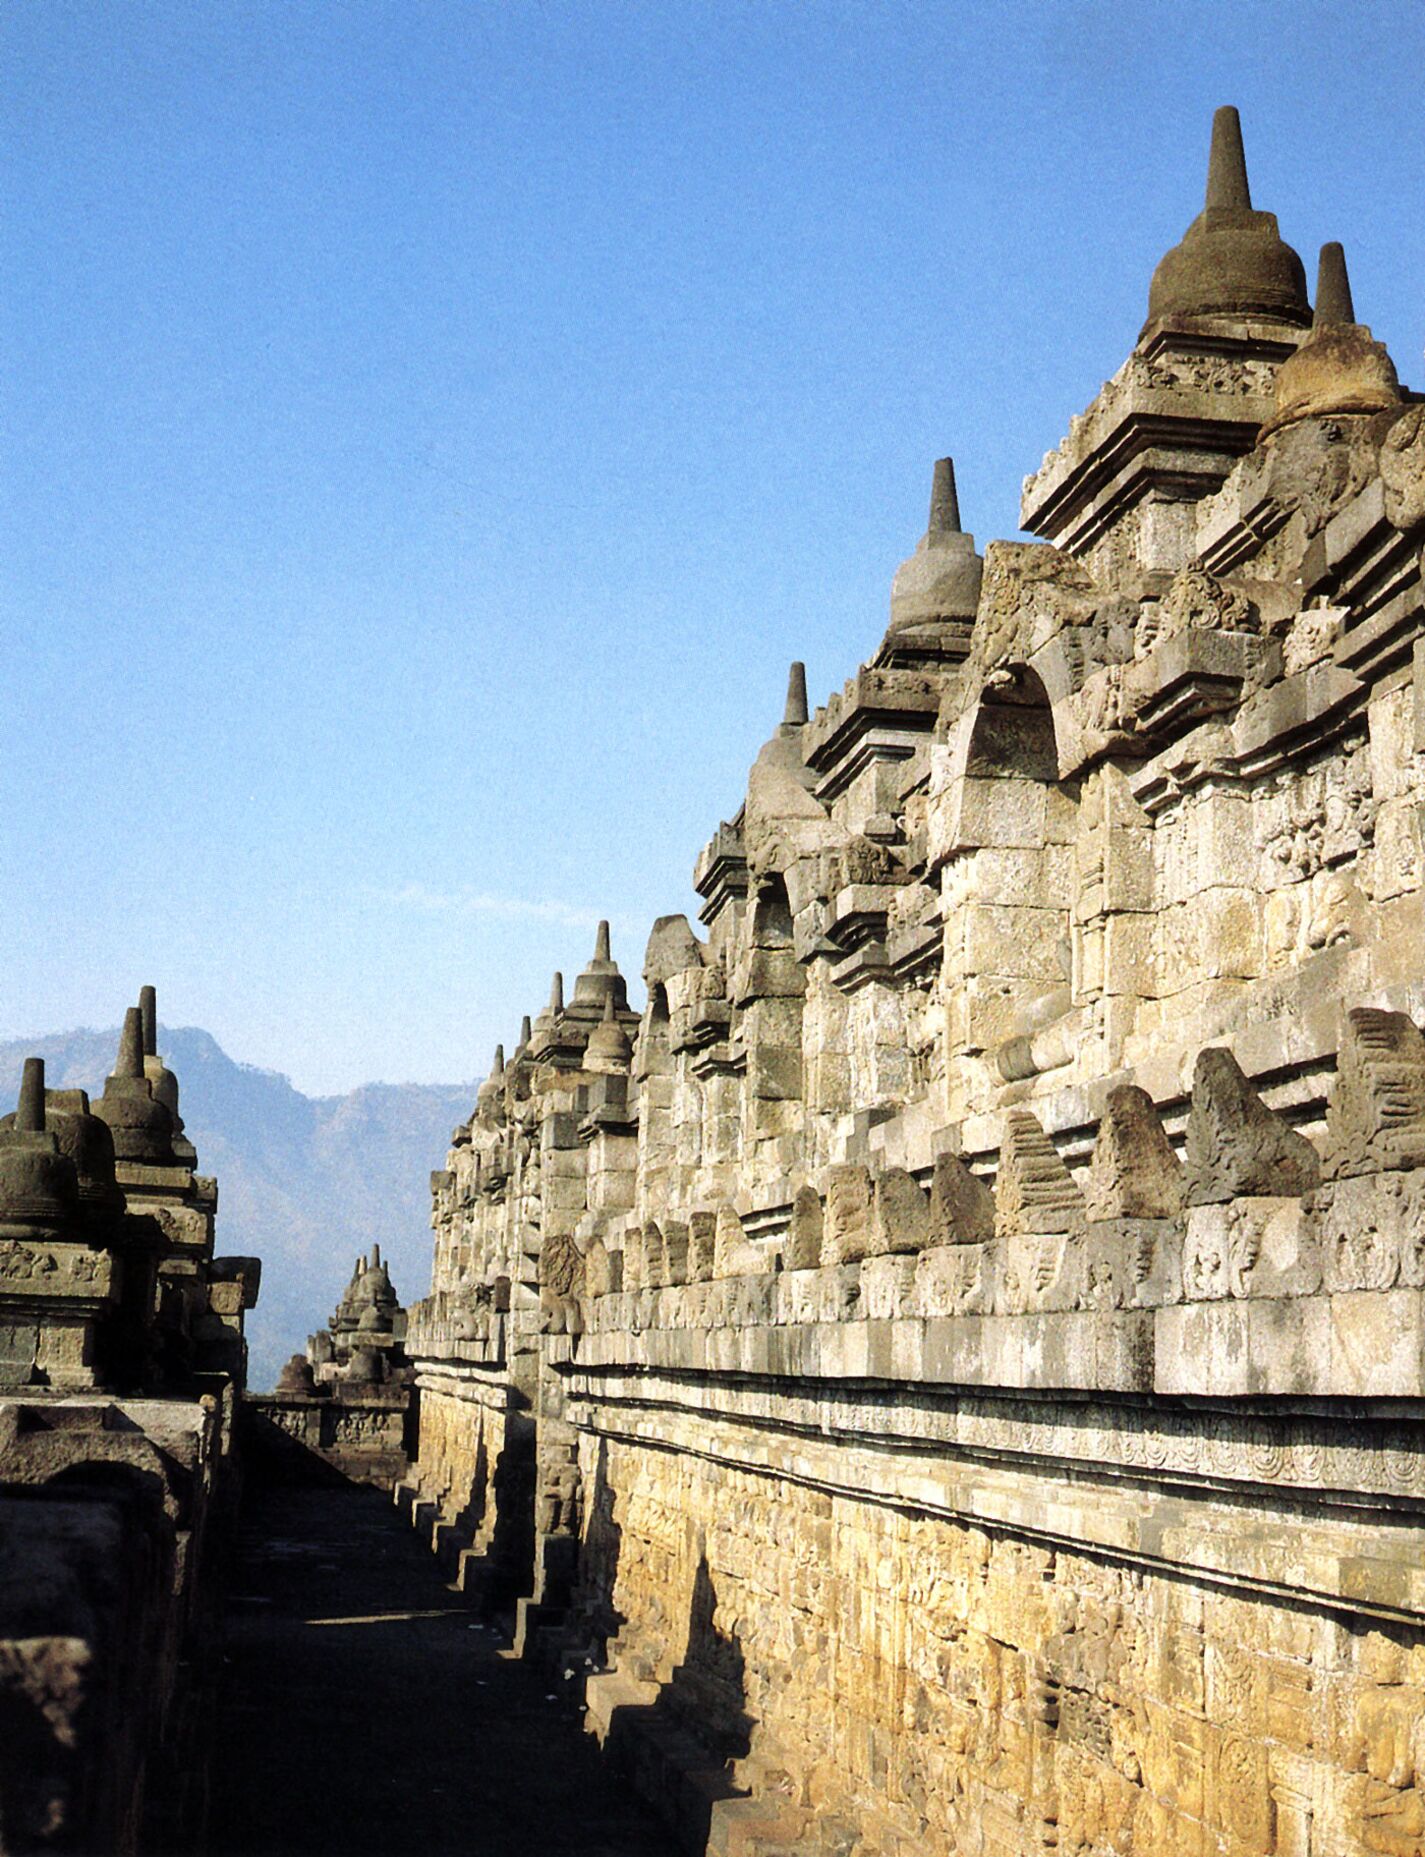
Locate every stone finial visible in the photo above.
<box><xmin>887</xmin><ymin>459</ymin><xmax>982</xmax><ymax>637</ymax></box>
<box><xmin>585</xmin><ymin>992</ymin><xmax>633</xmax><ymax>1071</ymax></box>
<box><xmin>783</xmin><ymin>661</ymin><xmax>809</xmax><ymax>728</ymax></box>
<box><xmin>1085</xmin><ymin>1086</ymin><xmax>1185</xmax><ymax>1221</ymax></box>
<box><xmin>1204</xmin><ymin>104</ymin><xmax>1251</xmax><ymax>214</ymax></box>
<box><xmin>1314</xmin><ymin>241</ymin><xmax>1355</xmax><ymax>327</ymax></box>
<box><xmin>139</xmin><ymin>985</ymin><xmax>158</xmax><ymax>1058</ymax></box>
<box><xmin>519</xmin><ymin>1015</ymin><xmax>532</xmax><ymax>1048</ymax></box>
<box><xmin>491</xmin><ymin>1045</ymin><xmax>505</xmax><ymax>1079</ymax></box>
<box><xmin>550</xmin><ymin>972</ymin><xmax>565</xmax><ymax>1014</ymax></box>
<box><xmin>17</xmin><ymin>1058</ymin><xmax>45</xmax><ymax>1134</ymax></box>
<box><xmin>1184</xmin><ymin>1048</ymin><xmax>1320</xmax><ymax>1203</ymax></box>
<box><xmin>371</xmin><ymin>1243</ymin><xmax>381</xmax><ymax>1268</ymax></box>
<box><xmin>1326</xmin><ymin>1007</ymin><xmax>1425</xmax><ymax>1178</ymax></box>
<box><xmin>1143</xmin><ymin>106</ymin><xmax>1308</xmax><ymax>333</ymax></box>
<box><xmin>573</xmin><ymin>917</ymin><xmax>627</xmax><ymax>1013</ymax></box>
<box><xmin>277</xmin><ymin>1354</ymin><xmax>317</xmax><ymax>1394</ymax></box>
<box><xmin>116</xmin><ymin>1008</ymin><xmax>145</xmax><ymax>1081</ymax></box>
<box><xmin>995</xmin><ymin>1112</ymin><xmax>1085</xmax><ymax>1236</ymax></box>
<box><xmin>785</xmin><ymin>1184</ymin><xmax>824</xmax><ymax>1270</ymax></box>
<box><xmin>927</xmin><ymin>1153</ymin><xmax>995</xmax><ymax>1246</ymax></box>
<box><xmin>928</xmin><ymin>457</ymin><xmax>961</xmax><ymax>534</ymax></box>
<box><xmin>1261</xmin><ymin>240</ymin><xmax>1401</xmax><ymax>436</ymax></box>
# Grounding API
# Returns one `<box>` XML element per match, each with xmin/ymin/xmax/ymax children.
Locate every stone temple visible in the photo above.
<box><xmin>7</xmin><ymin>105</ymin><xmax>1425</xmax><ymax>1857</ymax></box>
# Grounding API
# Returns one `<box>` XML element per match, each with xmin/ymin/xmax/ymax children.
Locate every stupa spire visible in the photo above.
<box><xmin>927</xmin><ymin>458</ymin><xmax>961</xmax><ymax>535</ymax></box>
<box><xmin>1204</xmin><ymin>105</ymin><xmax>1251</xmax><ymax>214</ymax></box>
<box><xmin>1314</xmin><ymin>241</ymin><xmax>1355</xmax><ymax>326</ymax></box>
<box><xmin>139</xmin><ymin>985</ymin><xmax>158</xmax><ymax>1058</ymax></box>
<box><xmin>783</xmin><ymin>661</ymin><xmax>809</xmax><ymax>727</ymax></box>
<box><xmin>594</xmin><ymin>920</ymin><xmax>611</xmax><ymax>964</ymax></box>
<box><xmin>17</xmin><ymin>1058</ymin><xmax>45</xmax><ymax>1134</ymax></box>
<box><xmin>116</xmin><ymin>1009</ymin><xmax>144</xmax><ymax>1081</ymax></box>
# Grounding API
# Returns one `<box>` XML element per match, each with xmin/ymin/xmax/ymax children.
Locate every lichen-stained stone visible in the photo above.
<box><xmin>824</xmin><ymin>1164</ymin><xmax>873</xmax><ymax>1266</ymax></box>
<box><xmin>869</xmin><ymin>1167</ymin><xmax>930</xmax><ymax>1256</ymax></box>
<box><xmin>784</xmin><ymin>1184</ymin><xmax>824</xmax><ymax>1271</ymax></box>
<box><xmin>995</xmin><ymin>1112</ymin><xmax>1086</xmax><ymax>1237</ymax></box>
<box><xmin>927</xmin><ymin>1151</ymin><xmax>996</xmax><ymax>1245</ymax></box>
<box><xmin>1084</xmin><ymin>1084</ymin><xmax>1184</xmax><ymax>1220</ymax></box>
<box><xmin>1185</xmin><ymin>1047</ymin><xmax>1321</xmax><ymax>1204</ymax></box>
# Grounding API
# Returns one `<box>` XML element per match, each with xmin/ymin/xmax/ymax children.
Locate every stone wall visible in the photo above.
<box><xmin>0</xmin><ymin>991</ymin><xmax>260</xmax><ymax>1854</ymax></box>
<box><xmin>403</xmin><ymin>110</ymin><xmax>1425</xmax><ymax>1856</ymax></box>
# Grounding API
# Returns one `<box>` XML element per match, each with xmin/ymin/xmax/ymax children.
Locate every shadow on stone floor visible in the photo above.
<box><xmin>210</xmin><ymin>1484</ymin><xmax>677</xmax><ymax>1857</ymax></box>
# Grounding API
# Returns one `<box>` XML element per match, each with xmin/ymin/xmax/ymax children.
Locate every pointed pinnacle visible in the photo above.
<box><xmin>117</xmin><ymin>1008</ymin><xmax>144</xmax><ymax>1080</ymax></box>
<box><xmin>1314</xmin><ymin>241</ymin><xmax>1355</xmax><ymax>326</ymax></box>
<box><xmin>602</xmin><ymin>994</ymin><xmax>616</xmax><ymax>1023</ymax></box>
<box><xmin>17</xmin><ymin>1057</ymin><xmax>45</xmax><ymax>1133</ymax></box>
<box><xmin>928</xmin><ymin>457</ymin><xmax>961</xmax><ymax>535</ymax></box>
<box><xmin>519</xmin><ymin>1015</ymin><xmax>532</xmax><ymax>1047</ymax></box>
<box><xmin>492</xmin><ymin>1044</ymin><xmax>505</xmax><ymax>1079</ymax></box>
<box><xmin>550</xmin><ymin>971</ymin><xmax>565</xmax><ymax>1013</ymax></box>
<box><xmin>1205</xmin><ymin>106</ymin><xmax>1251</xmax><ymax>215</ymax></box>
<box><xmin>783</xmin><ymin>661</ymin><xmax>809</xmax><ymax>727</ymax></box>
<box><xmin>371</xmin><ymin>1243</ymin><xmax>381</xmax><ymax>1267</ymax></box>
<box><xmin>139</xmin><ymin>985</ymin><xmax>157</xmax><ymax>1057</ymax></box>
<box><xmin>595</xmin><ymin>920</ymin><xmax>611</xmax><ymax>963</ymax></box>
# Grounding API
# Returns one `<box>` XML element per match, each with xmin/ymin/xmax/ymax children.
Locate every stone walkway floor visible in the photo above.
<box><xmin>210</xmin><ymin>1484</ymin><xmax>678</xmax><ymax>1857</ymax></box>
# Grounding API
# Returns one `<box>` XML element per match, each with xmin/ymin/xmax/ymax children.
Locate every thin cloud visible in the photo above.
<box><xmin>372</xmin><ymin>884</ymin><xmax>632</xmax><ymax>934</ymax></box>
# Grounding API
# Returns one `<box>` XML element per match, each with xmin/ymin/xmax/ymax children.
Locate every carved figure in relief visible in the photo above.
<box><xmin>539</xmin><ymin>1231</ymin><xmax>585</xmax><ymax>1334</ymax></box>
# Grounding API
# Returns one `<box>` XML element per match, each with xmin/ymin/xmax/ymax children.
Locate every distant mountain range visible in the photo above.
<box><xmin>0</xmin><ymin>1027</ymin><xmax>475</xmax><ymax>1391</ymax></box>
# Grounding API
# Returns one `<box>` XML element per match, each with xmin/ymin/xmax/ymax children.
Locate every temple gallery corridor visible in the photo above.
<box><xmin>211</xmin><ymin>1487</ymin><xmax>677</xmax><ymax>1857</ymax></box>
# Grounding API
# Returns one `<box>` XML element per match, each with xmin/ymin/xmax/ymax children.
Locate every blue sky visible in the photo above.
<box><xmin>4</xmin><ymin>0</ymin><xmax>1422</xmax><ymax>1094</ymax></box>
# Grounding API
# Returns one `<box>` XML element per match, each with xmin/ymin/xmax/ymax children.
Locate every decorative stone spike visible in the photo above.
<box><xmin>619</xmin><ymin>1220</ymin><xmax>644</xmax><ymax>1292</ymax></box>
<box><xmin>491</xmin><ymin>1045</ymin><xmax>505</xmax><ymax>1079</ymax></box>
<box><xmin>595</xmin><ymin>921</ymin><xmax>611</xmax><ymax>964</ymax></box>
<box><xmin>1314</xmin><ymin>241</ymin><xmax>1355</xmax><ymax>327</ymax></box>
<box><xmin>116</xmin><ymin>1008</ymin><xmax>145</xmax><ymax>1081</ymax></box>
<box><xmin>139</xmin><ymin>985</ymin><xmax>158</xmax><ymax>1057</ymax></box>
<box><xmin>662</xmin><ymin>1220</ymin><xmax>689</xmax><ymax>1287</ymax></box>
<box><xmin>1326</xmin><ymin>1007</ymin><xmax>1425</xmax><ymax>1178</ymax></box>
<box><xmin>783</xmin><ymin>661</ymin><xmax>809</xmax><ymax>727</ymax></box>
<box><xmin>16</xmin><ymin>1058</ymin><xmax>45</xmax><ymax>1134</ymax></box>
<box><xmin>687</xmin><ymin>1210</ymin><xmax>717</xmax><ymax>1284</ymax></box>
<box><xmin>642</xmin><ymin>1222</ymin><xmax>666</xmax><ymax>1290</ymax></box>
<box><xmin>713</xmin><ymin>1204</ymin><xmax>750</xmax><ymax>1279</ymax></box>
<box><xmin>870</xmin><ymin>1167</ymin><xmax>931</xmax><ymax>1256</ymax></box>
<box><xmin>1085</xmin><ymin>1086</ymin><xmax>1185</xmax><ymax>1221</ymax></box>
<box><xmin>995</xmin><ymin>1112</ymin><xmax>1085</xmax><ymax>1236</ymax></box>
<box><xmin>785</xmin><ymin>1185</ymin><xmax>824</xmax><ymax>1271</ymax></box>
<box><xmin>519</xmin><ymin>1016</ymin><xmax>532</xmax><ymax>1047</ymax></box>
<box><xmin>371</xmin><ymin>1243</ymin><xmax>381</xmax><ymax>1268</ymax></box>
<box><xmin>927</xmin><ymin>1153</ymin><xmax>995</xmax><ymax>1246</ymax></box>
<box><xmin>1184</xmin><ymin>1048</ymin><xmax>1320</xmax><ymax>1204</ymax></box>
<box><xmin>825</xmin><ymin>1164</ymin><xmax>873</xmax><ymax>1265</ymax></box>
<box><xmin>1204</xmin><ymin>104</ymin><xmax>1251</xmax><ymax>213</ymax></box>
<box><xmin>550</xmin><ymin>972</ymin><xmax>565</xmax><ymax>1013</ymax></box>
<box><xmin>928</xmin><ymin>457</ymin><xmax>961</xmax><ymax>534</ymax></box>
